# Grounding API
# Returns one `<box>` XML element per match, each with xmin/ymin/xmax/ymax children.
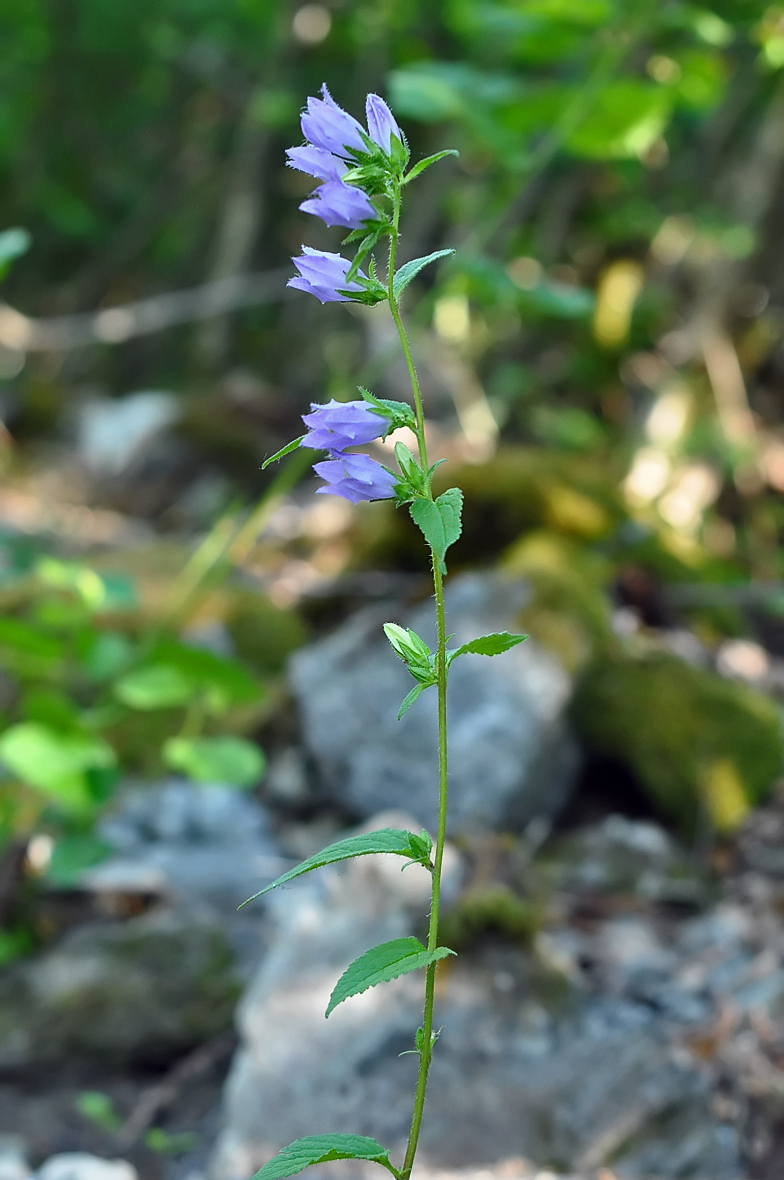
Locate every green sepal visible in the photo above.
<box><xmin>403</xmin><ymin>150</ymin><xmax>459</xmax><ymax>185</ymax></box>
<box><xmin>409</xmin><ymin>487</ymin><xmax>463</xmax><ymax>574</ymax></box>
<box><xmin>262</xmin><ymin>435</ymin><xmax>305</xmax><ymax>470</ymax></box>
<box><xmin>391</xmin><ymin>443</ymin><xmax>429</xmax><ymax>497</ymax></box>
<box><xmin>447</xmin><ymin>631</ymin><xmax>528</xmax><ymax>669</ymax></box>
<box><xmin>393</xmin><ymin>249</ymin><xmax>455</xmax><ymax>300</ymax></box>
<box><xmin>397</xmin><ymin>683</ymin><xmax>427</xmax><ymax>719</ymax></box>
<box><xmin>326</xmin><ymin>937</ymin><xmax>455</xmax><ymax>1016</ymax></box>
<box><xmin>238</xmin><ymin>828</ymin><xmax>432</xmax><ymax>908</ymax></box>
<box><xmin>383</xmin><ymin>623</ymin><xmax>436</xmax><ymax>686</ymax></box>
<box><xmin>250</xmin><ymin>1135</ymin><xmax>399</xmax><ymax>1180</ymax></box>
<box><xmin>359</xmin><ymin>388</ymin><xmax>417</xmax><ymax>433</ymax></box>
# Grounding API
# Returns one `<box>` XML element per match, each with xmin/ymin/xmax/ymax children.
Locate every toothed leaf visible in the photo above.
<box><xmin>409</xmin><ymin>487</ymin><xmax>463</xmax><ymax>573</ymax></box>
<box><xmin>448</xmin><ymin>631</ymin><xmax>528</xmax><ymax>667</ymax></box>
<box><xmin>250</xmin><ymin>1134</ymin><xmax>398</xmax><ymax>1180</ymax></box>
<box><xmin>239</xmin><ymin>828</ymin><xmax>430</xmax><ymax>908</ymax></box>
<box><xmin>393</xmin><ymin>249</ymin><xmax>455</xmax><ymax>299</ymax></box>
<box><xmin>326</xmin><ymin>937</ymin><xmax>455</xmax><ymax>1016</ymax></box>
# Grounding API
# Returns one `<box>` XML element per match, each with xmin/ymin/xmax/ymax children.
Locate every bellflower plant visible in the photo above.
<box><xmin>248</xmin><ymin>88</ymin><xmax>526</xmax><ymax>1180</ymax></box>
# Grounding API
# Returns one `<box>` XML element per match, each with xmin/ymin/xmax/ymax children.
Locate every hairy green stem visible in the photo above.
<box><xmin>387</xmin><ymin>189</ymin><xmax>449</xmax><ymax>1180</ymax></box>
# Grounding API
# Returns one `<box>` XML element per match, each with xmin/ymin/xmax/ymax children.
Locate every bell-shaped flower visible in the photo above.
<box><xmin>286</xmin><ymin>145</ymin><xmax>347</xmax><ymax>183</ymax></box>
<box><xmin>313</xmin><ymin>451</ymin><xmax>397</xmax><ymax>503</ymax></box>
<box><xmin>301</xmin><ymin>399</ymin><xmax>387</xmax><ymax>451</ymax></box>
<box><xmin>299</xmin><ymin>180</ymin><xmax>376</xmax><ymax>229</ymax></box>
<box><xmin>300</xmin><ymin>85</ymin><xmax>366</xmax><ymax>159</ymax></box>
<box><xmin>288</xmin><ymin>247</ymin><xmax>367</xmax><ymax>303</ymax></box>
<box><xmin>365</xmin><ymin>94</ymin><xmax>402</xmax><ymax>154</ymax></box>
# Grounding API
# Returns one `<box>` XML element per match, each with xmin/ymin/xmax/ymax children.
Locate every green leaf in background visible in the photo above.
<box><xmin>239</xmin><ymin>828</ymin><xmax>433</xmax><ymax>908</ymax></box>
<box><xmin>0</xmin><ymin>227</ymin><xmax>31</xmax><ymax>280</ymax></box>
<box><xmin>410</xmin><ymin>488</ymin><xmax>464</xmax><ymax>572</ymax></box>
<box><xmin>163</xmin><ymin>735</ymin><xmax>265</xmax><ymax>788</ymax></box>
<box><xmin>114</xmin><ymin>664</ymin><xmax>196</xmax><ymax>710</ymax></box>
<box><xmin>251</xmin><ymin>1135</ymin><xmax>399</xmax><ymax>1180</ymax></box>
<box><xmin>326</xmin><ymin>937</ymin><xmax>455</xmax><ymax>1016</ymax></box>
<box><xmin>0</xmin><ymin>722</ymin><xmax>116</xmax><ymax>811</ymax></box>
<box><xmin>565</xmin><ymin>81</ymin><xmax>671</xmax><ymax>159</ymax></box>
<box><xmin>150</xmin><ymin>640</ymin><xmax>261</xmax><ymax>706</ymax></box>
<box><xmin>144</xmin><ymin>1129</ymin><xmax>200</xmax><ymax>1155</ymax></box>
<box><xmin>393</xmin><ymin>249</ymin><xmax>455</xmax><ymax>299</ymax></box>
<box><xmin>75</xmin><ymin>1091</ymin><xmax>122</xmax><ymax>1133</ymax></box>
<box><xmin>0</xmin><ymin>617</ymin><xmax>62</xmax><ymax>661</ymax></box>
<box><xmin>80</xmin><ymin>631</ymin><xmax>134</xmax><ymax>682</ymax></box>
<box><xmin>49</xmin><ymin>834</ymin><xmax>114</xmax><ymax>885</ymax></box>
<box><xmin>448</xmin><ymin>631</ymin><xmax>527</xmax><ymax>665</ymax></box>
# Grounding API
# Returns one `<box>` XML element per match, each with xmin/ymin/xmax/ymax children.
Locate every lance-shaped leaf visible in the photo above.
<box><xmin>409</xmin><ymin>487</ymin><xmax>463</xmax><ymax>573</ymax></box>
<box><xmin>262</xmin><ymin>435</ymin><xmax>306</xmax><ymax>470</ymax></box>
<box><xmin>326</xmin><ymin>937</ymin><xmax>455</xmax><ymax>1016</ymax></box>
<box><xmin>403</xmin><ymin>149</ymin><xmax>459</xmax><ymax>185</ymax></box>
<box><xmin>239</xmin><ymin>828</ymin><xmax>432</xmax><ymax>908</ymax></box>
<box><xmin>447</xmin><ymin>631</ymin><xmax>528</xmax><ymax>668</ymax></box>
<box><xmin>250</xmin><ymin>1134</ymin><xmax>399</xmax><ymax>1180</ymax></box>
<box><xmin>393</xmin><ymin>249</ymin><xmax>455</xmax><ymax>300</ymax></box>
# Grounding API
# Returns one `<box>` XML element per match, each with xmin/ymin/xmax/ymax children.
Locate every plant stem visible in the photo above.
<box><xmin>387</xmin><ymin>193</ymin><xmax>449</xmax><ymax>1180</ymax></box>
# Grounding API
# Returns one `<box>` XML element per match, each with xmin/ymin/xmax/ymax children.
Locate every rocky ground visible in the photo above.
<box><xmin>6</xmin><ymin>782</ymin><xmax>784</xmax><ymax>1180</ymax></box>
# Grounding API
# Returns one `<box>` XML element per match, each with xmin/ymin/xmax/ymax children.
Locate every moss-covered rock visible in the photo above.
<box><xmin>226</xmin><ymin>591</ymin><xmax>308</xmax><ymax>675</ymax></box>
<box><xmin>503</xmin><ymin>531</ymin><xmax>613</xmax><ymax>674</ymax></box>
<box><xmin>571</xmin><ymin>650</ymin><xmax>784</xmax><ymax>831</ymax></box>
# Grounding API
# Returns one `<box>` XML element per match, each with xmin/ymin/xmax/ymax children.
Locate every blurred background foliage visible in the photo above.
<box><xmin>1</xmin><ymin>0</ymin><xmax>784</xmax><ymax>951</ymax></box>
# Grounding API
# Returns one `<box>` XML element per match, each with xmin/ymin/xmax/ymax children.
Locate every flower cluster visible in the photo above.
<box><xmin>300</xmin><ymin>398</ymin><xmax>396</xmax><ymax>504</ymax></box>
<box><xmin>286</xmin><ymin>85</ymin><xmax>405</xmax><ymax>304</ymax></box>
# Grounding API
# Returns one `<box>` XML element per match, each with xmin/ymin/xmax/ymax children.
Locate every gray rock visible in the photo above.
<box><xmin>88</xmin><ymin>781</ymin><xmax>289</xmax><ymax>912</ymax></box>
<box><xmin>0</xmin><ymin>903</ymin><xmax>240</xmax><ymax>1067</ymax></box>
<box><xmin>210</xmin><ymin>821</ymin><xmax>739</xmax><ymax>1180</ymax></box>
<box><xmin>290</xmin><ymin>573</ymin><xmax>578</xmax><ymax>833</ymax></box>
<box><xmin>35</xmin><ymin>1160</ymin><xmax>136</xmax><ymax>1180</ymax></box>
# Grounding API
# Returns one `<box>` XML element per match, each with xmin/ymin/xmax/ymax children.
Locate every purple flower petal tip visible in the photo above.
<box><xmin>365</xmin><ymin>94</ymin><xmax>402</xmax><ymax>154</ymax></box>
<box><xmin>300</xmin><ymin>84</ymin><xmax>366</xmax><ymax>159</ymax></box>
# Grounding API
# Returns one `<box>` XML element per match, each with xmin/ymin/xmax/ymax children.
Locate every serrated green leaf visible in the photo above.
<box><xmin>403</xmin><ymin>150</ymin><xmax>459</xmax><ymax>185</ymax></box>
<box><xmin>409</xmin><ymin>487</ymin><xmax>463</xmax><ymax>572</ymax></box>
<box><xmin>448</xmin><ymin>631</ymin><xmax>528</xmax><ymax>667</ymax></box>
<box><xmin>239</xmin><ymin>828</ymin><xmax>431</xmax><ymax>908</ymax></box>
<box><xmin>250</xmin><ymin>1134</ymin><xmax>398</xmax><ymax>1180</ymax></box>
<box><xmin>262</xmin><ymin>436</ymin><xmax>305</xmax><ymax>470</ymax></box>
<box><xmin>393</xmin><ymin>249</ymin><xmax>455</xmax><ymax>300</ymax></box>
<box><xmin>326</xmin><ymin>937</ymin><xmax>455</xmax><ymax>1016</ymax></box>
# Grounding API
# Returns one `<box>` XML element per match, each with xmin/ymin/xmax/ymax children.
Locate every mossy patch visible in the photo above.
<box><xmin>439</xmin><ymin>885</ymin><xmax>541</xmax><ymax>950</ymax></box>
<box><xmin>503</xmin><ymin>531</ymin><xmax>613</xmax><ymax>674</ymax></box>
<box><xmin>226</xmin><ymin>591</ymin><xmax>308</xmax><ymax>675</ymax></box>
<box><xmin>571</xmin><ymin>650</ymin><xmax>784</xmax><ymax>831</ymax></box>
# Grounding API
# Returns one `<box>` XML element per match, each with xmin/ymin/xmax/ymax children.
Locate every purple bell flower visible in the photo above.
<box><xmin>313</xmin><ymin>451</ymin><xmax>397</xmax><ymax>503</ymax></box>
<box><xmin>288</xmin><ymin>247</ymin><xmax>367</xmax><ymax>303</ymax></box>
<box><xmin>300</xmin><ymin>85</ymin><xmax>366</xmax><ymax>159</ymax></box>
<box><xmin>365</xmin><ymin>94</ymin><xmax>402</xmax><ymax>154</ymax></box>
<box><xmin>299</xmin><ymin>180</ymin><xmax>376</xmax><ymax>229</ymax></box>
<box><xmin>301</xmin><ymin>399</ymin><xmax>387</xmax><ymax>451</ymax></box>
<box><xmin>286</xmin><ymin>145</ymin><xmax>347</xmax><ymax>183</ymax></box>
